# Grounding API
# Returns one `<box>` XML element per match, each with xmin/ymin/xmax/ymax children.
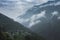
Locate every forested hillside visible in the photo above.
<box><xmin>0</xmin><ymin>13</ymin><xmax>45</xmax><ymax>40</ymax></box>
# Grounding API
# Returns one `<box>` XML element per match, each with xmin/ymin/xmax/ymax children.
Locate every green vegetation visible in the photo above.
<box><xmin>0</xmin><ymin>32</ymin><xmax>13</xmax><ymax>40</ymax></box>
<box><xmin>0</xmin><ymin>31</ymin><xmax>45</xmax><ymax>40</ymax></box>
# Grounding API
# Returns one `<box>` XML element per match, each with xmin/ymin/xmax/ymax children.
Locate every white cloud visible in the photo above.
<box><xmin>1</xmin><ymin>0</ymin><xmax>59</xmax><ymax>28</ymax></box>
<box><xmin>15</xmin><ymin>10</ymin><xmax>46</xmax><ymax>27</ymax></box>
<box><xmin>14</xmin><ymin>18</ymin><xmax>30</xmax><ymax>23</ymax></box>
<box><xmin>55</xmin><ymin>2</ymin><xmax>60</xmax><ymax>6</ymax></box>
<box><xmin>58</xmin><ymin>17</ymin><xmax>60</xmax><ymax>19</ymax></box>
<box><xmin>26</xmin><ymin>0</ymin><xmax>33</xmax><ymax>2</ymax></box>
<box><xmin>0</xmin><ymin>0</ymin><xmax>49</xmax><ymax>20</ymax></box>
<box><xmin>0</xmin><ymin>0</ymin><xmax>33</xmax><ymax>19</ymax></box>
<box><xmin>23</xmin><ymin>0</ymin><xmax>49</xmax><ymax>4</ymax></box>
<box><xmin>17</xmin><ymin>1</ymin><xmax>60</xmax><ymax>28</ymax></box>
<box><xmin>36</xmin><ymin>0</ymin><xmax>48</xmax><ymax>4</ymax></box>
<box><xmin>0</xmin><ymin>0</ymin><xmax>47</xmax><ymax>28</ymax></box>
<box><xmin>52</xmin><ymin>11</ymin><xmax>58</xmax><ymax>16</ymax></box>
<box><xmin>36</xmin><ymin>11</ymin><xmax>46</xmax><ymax>19</ymax></box>
<box><xmin>28</xmin><ymin>10</ymin><xmax>46</xmax><ymax>27</ymax></box>
<box><xmin>29</xmin><ymin>20</ymin><xmax>41</xmax><ymax>27</ymax></box>
<box><xmin>30</xmin><ymin>10</ymin><xmax>46</xmax><ymax>21</ymax></box>
<box><xmin>39</xmin><ymin>1</ymin><xmax>60</xmax><ymax>8</ymax></box>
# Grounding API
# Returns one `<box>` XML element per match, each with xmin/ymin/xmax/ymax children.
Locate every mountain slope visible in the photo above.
<box><xmin>18</xmin><ymin>0</ymin><xmax>60</xmax><ymax>27</ymax></box>
<box><xmin>30</xmin><ymin>1</ymin><xmax>60</xmax><ymax>40</ymax></box>
<box><xmin>0</xmin><ymin>13</ymin><xmax>27</xmax><ymax>32</ymax></box>
<box><xmin>18</xmin><ymin>0</ymin><xmax>60</xmax><ymax>40</ymax></box>
<box><xmin>0</xmin><ymin>13</ymin><xmax>45</xmax><ymax>40</ymax></box>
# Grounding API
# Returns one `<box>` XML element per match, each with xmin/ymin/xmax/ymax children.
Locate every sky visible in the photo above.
<box><xmin>0</xmin><ymin>0</ymin><xmax>50</xmax><ymax>19</ymax></box>
<box><xmin>0</xmin><ymin>0</ymin><xmax>58</xmax><ymax>28</ymax></box>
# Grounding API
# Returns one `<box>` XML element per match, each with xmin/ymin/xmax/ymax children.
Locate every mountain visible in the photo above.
<box><xmin>30</xmin><ymin>1</ymin><xmax>60</xmax><ymax>40</ymax></box>
<box><xmin>19</xmin><ymin>0</ymin><xmax>60</xmax><ymax>18</ymax></box>
<box><xmin>0</xmin><ymin>13</ymin><xmax>28</xmax><ymax>32</ymax></box>
<box><xmin>18</xmin><ymin>0</ymin><xmax>60</xmax><ymax>27</ymax></box>
<box><xmin>18</xmin><ymin>0</ymin><xmax>60</xmax><ymax>40</ymax></box>
<box><xmin>0</xmin><ymin>13</ymin><xmax>45</xmax><ymax>40</ymax></box>
<box><xmin>31</xmin><ymin>15</ymin><xmax>60</xmax><ymax>40</ymax></box>
<box><xmin>0</xmin><ymin>13</ymin><xmax>37</xmax><ymax>33</ymax></box>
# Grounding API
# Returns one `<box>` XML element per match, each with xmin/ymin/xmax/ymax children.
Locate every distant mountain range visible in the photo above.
<box><xmin>19</xmin><ymin>0</ymin><xmax>60</xmax><ymax>18</ymax></box>
<box><xmin>18</xmin><ymin>0</ymin><xmax>60</xmax><ymax>40</ymax></box>
<box><xmin>30</xmin><ymin>1</ymin><xmax>60</xmax><ymax>40</ymax></box>
<box><xmin>18</xmin><ymin>0</ymin><xmax>60</xmax><ymax>27</ymax></box>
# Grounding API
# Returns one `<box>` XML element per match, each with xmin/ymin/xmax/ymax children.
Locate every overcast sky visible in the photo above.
<box><xmin>0</xmin><ymin>0</ymin><xmax>56</xmax><ymax>28</ymax></box>
<box><xmin>0</xmin><ymin>0</ymin><xmax>51</xmax><ymax>19</ymax></box>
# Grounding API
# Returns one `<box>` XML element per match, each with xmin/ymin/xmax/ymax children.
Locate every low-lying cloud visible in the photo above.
<box><xmin>17</xmin><ymin>10</ymin><xmax>46</xmax><ymax>27</ymax></box>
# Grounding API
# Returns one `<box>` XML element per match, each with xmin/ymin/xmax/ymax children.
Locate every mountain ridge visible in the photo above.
<box><xmin>30</xmin><ymin>1</ymin><xmax>60</xmax><ymax>40</ymax></box>
<box><xmin>18</xmin><ymin>0</ymin><xmax>60</xmax><ymax>40</ymax></box>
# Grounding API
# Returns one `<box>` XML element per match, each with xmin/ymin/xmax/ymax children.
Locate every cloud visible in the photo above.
<box><xmin>39</xmin><ymin>1</ymin><xmax>60</xmax><ymax>8</ymax></box>
<box><xmin>35</xmin><ymin>0</ymin><xmax>48</xmax><ymax>4</ymax></box>
<box><xmin>28</xmin><ymin>10</ymin><xmax>46</xmax><ymax>27</ymax></box>
<box><xmin>21</xmin><ymin>0</ymin><xmax>49</xmax><ymax>4</ymax></box>
<box><xmin>16</xmin><ymin>15</ymin><xmax>41</xmax><ymax>27</ymax></box>
<box><xmin>0</xmin><ymin>0</ymin><xmax>48</xmax><ymax>28</ymax></box>
<box><xmin>0</xmin><ymin>0</ymin><xmax>55</xmax><ymax>19</ymax></box>
<box><xmin>16</xmin><ymin>18</ymin><xmax>30</xmax><ymax>23</ymax></box>
<box><xmin>0</xmin><ymin>0</ymin><xmax>59</xmax><ymax>28</ymax></box>
<box><xmin>17</xmin><ymin>1</ymin><xmax>60</xmax><ymax>28</ymax></box>
<box><xmin>16</xmin><ymin>10</ymin><xmax>46</xmax><ymax>27</ymax></box>
<box><xmin>52</xmin><ymin>11</ymin><xmax>58</xmax><ymax>16</ymax></box>
<box><xmin>0</xmin><ymin>0</ymin><xmax>33</xmax><ymax>19</ymax></box>
<box><xmin>34</xmin><ymin>0</ymin><xmax>55</xmax><ymax>5</ymax></box>
<box><xmin>29</xmin><ymin>20</ymin><xmax>41</xmax><ymax>27</ymax></box>
<box><xmin>25</xmin><ymin>0</ymin><xmax>33</xmax><ymax>2</ymax></box>
<box><xmin>30</xmin><ymin>10</ymin><xmax>46</xmax><ymax>21</ymax></box>
<box><xmin>55</xmin><ymin>2</ymin><xmax>60</xmax><ymax>5</ymax></box>
<box><xmin>58</xmin><ymin>17</ymin><xmax>60</xmax><ymax>19</ymax></box>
